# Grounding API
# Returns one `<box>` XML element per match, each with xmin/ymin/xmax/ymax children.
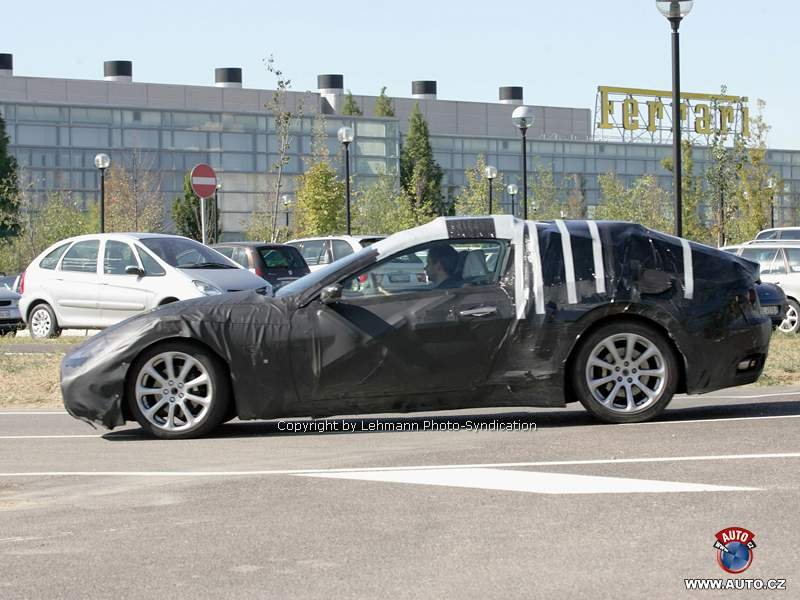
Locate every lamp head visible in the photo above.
<box><xmin>512</xmin><ymin>106</ymin><xmax>536</xmax><ymax>131</ymax></box>
<box><xmin>337</xmin><ymin>126</ymin><xmax>354</xmax><ymax>145</ymax></box>
<box><xmin>94</xmin><ymin>153</ymin><xmax>111</xmax><ymax>170</ymax></box>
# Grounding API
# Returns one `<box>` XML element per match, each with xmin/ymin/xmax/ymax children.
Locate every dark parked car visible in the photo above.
<box><xmin>756</xmin><ymin>282</ymin><xmax>788</xmax><ymax>329</ymax></box>
<box><xmin>213</xmin><ymin>242</ymin><xmax>310</xmax><ymax>291</ymax></box>
<box><xmin>62</xmin><ymin>216</ymin><xmax>771</xmax><ymax>439</ymax></box>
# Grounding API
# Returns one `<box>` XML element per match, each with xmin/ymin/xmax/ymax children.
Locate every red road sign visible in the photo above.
<box><xmin>190</xmin><ymin>163</ymin><xmax>217</xmax><ymax>198</ymax></box>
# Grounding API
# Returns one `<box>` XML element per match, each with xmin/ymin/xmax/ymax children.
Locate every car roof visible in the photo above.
<box><xmin>50</xmin><ymin>232</ymin><xmax>195</xmax><ymax>244</ymax></box>
<box><xmin>213</xmin><ymin>242</ymin><xmax>295</xmax><ymax>248</ymax></box>
<box><xmin>286</xmin><ymin>235</ymin><xmax>385</xmax><ymax>243</ymax></box>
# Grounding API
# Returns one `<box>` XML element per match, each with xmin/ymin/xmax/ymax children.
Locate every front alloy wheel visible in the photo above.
<box><xmin>779</xmin><ymin>300</ymin><xmax>799</xmax><ymax>334</ymax></box>
<box><xmin>573</xmin><ymin>321</ymin><xmax>679</xmax><ymax>423</ymax></box>
<box><xmin>29</xmin><ymin>304</ymin><xmax>60</xmax><ymax>339</ymax></box>
<box><xmin>128</xmin><ymin>342</ymin><xmax>229</xmax><ymax>439</ymax></box>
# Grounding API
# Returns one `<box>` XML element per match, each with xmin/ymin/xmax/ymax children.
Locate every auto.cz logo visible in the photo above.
<box><xmin>714</xmin><ymin>527</ymin><xmax>757</xmax><ymax>574</ymax></box>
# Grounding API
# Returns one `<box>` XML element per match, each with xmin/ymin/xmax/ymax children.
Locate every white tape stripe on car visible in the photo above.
<box><xmin>587</xmin><ymin>220</ymin><xmax>606</xmax><ymax>295</ymax></box>
<box><xmin>528</xmin><ymin>223</ymin><xmax>545</xmax><ymax>315</ymax></box>
<box><xmin>555</xmin><ymin>220</ymin><xmax>577</xmax><ymax>304</ymax></box>
<box><xmin>681</xmin><ymin>238</ymin><xmax>694</xmax><ymax>299</ymax></box>
<box><xmin>513</xmin><ymin>220</ymin><xmax>526</xmax><ymax>320</ymax></box>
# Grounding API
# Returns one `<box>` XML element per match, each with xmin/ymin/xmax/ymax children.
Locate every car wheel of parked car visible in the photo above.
<box><xmin>127</xmin><ymin>341</ymin><xmax>230</xmax><ymax>439</ymax></box>
<box><xmin>572</xmin><ymin>320</ymin><xmax>679</xmax><ymax>424</ymax></box>
<box><xmin>778</xmin><ymin>299</ymin><xmax>800</xmax><ymax>334</ymax></box>
<box><xmin>29</xmin><ymin>303</ymin><xmax>61</xmax><ymax>339</ymax></box>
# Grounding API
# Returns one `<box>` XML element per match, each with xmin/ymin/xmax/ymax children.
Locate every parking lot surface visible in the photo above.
<box><xmin>1</xmin><ymin>388</ymin><xmax>798</xmax><ymax>599</ymax></box>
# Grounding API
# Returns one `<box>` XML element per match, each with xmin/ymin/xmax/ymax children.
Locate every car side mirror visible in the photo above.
<box><xmin>320</xmin><ymin>284</ymin><xmax>342</xmax><ymax>305</ymax></box>
<box><xmin>125</xmin><ymin>265</ymin><xmax>145</xmax><ymax>277</ymax></box>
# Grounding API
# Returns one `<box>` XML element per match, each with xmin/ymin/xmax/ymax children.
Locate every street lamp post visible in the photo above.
<box><xmin>485</xmin><ymin>166</ymin><xmax>497</xmax><ymax>214</ymax></box>
<box><xmin>512</xmin><ymin>106</ymin><xmax>535</xmax><ymax>220</ymax></box>
<box><xmin>507</xmin><ymin>183</ymin><xmax>518</xmax><ymax>217</ymax></box>
<box><xmin>768</xmin><ymin>177</ymin><xmax>776</xmax><ymax>228</ymax></box>
<box><xmin>338</xmin><ymin>126</ymin><xmax>354</xmax><ymax>235</ymax></box>
<box><xmin>656</xmin><ymin>0</ymin><xmax>694</xmax><ymax>238</ymax></box>
<box><xmin>94</xmin><ymin>153</ymin><xmax>111</xmax><ymax>233</ymax></box>
<box><xmin>282</xmin><ymin>194</ymin><xmax>292</xmax><ymax>229</ymax></box>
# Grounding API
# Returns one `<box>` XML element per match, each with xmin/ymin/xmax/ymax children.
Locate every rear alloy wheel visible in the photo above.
<box><xmin>779</xmin><ymin>299</ymin><xmax>800</xmax><ymax>334</ymax></box>
<box><xmin>29</xmin><ymin>303</ymin><xmax>61</xmax><ymax>339</ymax></box>
<box><xmin>127</xmin><ymin>342</ymin><xmax>230</xmax><ymax>439</ymax></box>
<box><xmin>573</xmin><ymin>321</ymin><xmax>679</xmax><ymax>424</ymax></box>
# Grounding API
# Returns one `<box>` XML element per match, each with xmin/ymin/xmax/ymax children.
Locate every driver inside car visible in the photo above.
<box><xmin>425</xmin><ymin>244</ymin><xmax>461</xmax><ymax>289</ymax></box>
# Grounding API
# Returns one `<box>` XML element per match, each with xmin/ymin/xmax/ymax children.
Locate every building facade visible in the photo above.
<box><xmin>1</xmin><ymin>54</ymin><xmax>798</xmax><ymax>239</ymax></box>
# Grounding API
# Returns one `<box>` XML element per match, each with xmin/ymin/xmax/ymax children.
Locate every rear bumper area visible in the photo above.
<box><xmin>684</xmin><ymin>316</ymin><xmax>772</xmax><ymax>394</ymax></box>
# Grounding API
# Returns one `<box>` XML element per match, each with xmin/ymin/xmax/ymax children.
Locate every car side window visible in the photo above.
<box><xmin>786</xmin><ymin>249</ymin><xmax>800</xmax><ymax>273</ymax></box>
<box><xmin>136</xmin><ymin>247</ymin><xmax>166</xmax><ymax>276</ymax></box>
<box><xmin>61</xmin><ymin>240</ymin><xmax>100</xmax><ymax>273</ymax></box>
<box><xmin>216</xmin><ymin>247</ymin><xmax>234</xmax><ymax>259</ymax></box>
<box><xmin>772</xmin><ymin>249</ymin><xmax>788</xmax><ymax>274</ymax></box>
<box><xmin>299</xmin><ymin>240</ymin><xmax>326</xmax><ymax>266</ymax></box>
<box><xmin>103</xmin><ymin>241</ymin><xmax>139</xmax><ymax>275</ymax></box>
<box><xmin>39</xmin><ymin>242</ymin><xmax>71</xmax><ymax>270</ymax></box>
<box><xmin>781</xmin><ymin>231</ymin><xmax>800</xmax><ymax>240</ymax></box>
<box><xmin>332</xmin><ymin>240</ymin><xmax>354</xmax><ymax>260</ymax></box>
<box><xmin>340</xmin><ymin>240</ymin><xmax>505</xmax><ymax>299</ymax></box>
<box><xmin>231</xmin><ymin>247</ymin><xmax>249</xmax><ymax>268</ymax></box>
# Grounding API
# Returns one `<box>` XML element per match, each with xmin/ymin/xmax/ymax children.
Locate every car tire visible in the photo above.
<box><xmin>29</xmin><ymin>303</ymin><xmax>62</xmax><ymax>339</ymax></box>
<box><xmin>126</xmin><ymin>341</ymin><xmax>231</xmax><ymax>440</ymax></box>
<box><xmin>778</xmin><ymin>299</ymin><xmax>800</xmax><ymax>334</ymax></box>
<box><xmin>572</xmin><ymin>320</ymin><xmax>679</xmax><ymax>424</ymax></box>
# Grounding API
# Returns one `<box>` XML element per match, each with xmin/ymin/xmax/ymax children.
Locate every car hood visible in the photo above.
<box><xmin>180</xmin><ymin>267</ymin><xmax>268</xmax><ymax>292</ymax></box>
<box><xmin>61</xmin><ymin>290</ymin><xmax>297</xmax><ymax>429</ymax></box>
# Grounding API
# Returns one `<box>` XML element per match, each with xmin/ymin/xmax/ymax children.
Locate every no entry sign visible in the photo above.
<box><xmin>190</xmin><ymin>163</ymin><xmax>217</xmax><ymax>198</ymax></box>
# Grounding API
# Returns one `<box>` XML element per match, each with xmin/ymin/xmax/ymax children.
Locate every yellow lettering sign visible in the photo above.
<box><xmin>622</xmin><ymin>98</ymin><xmax>639</xmax><ymax>131</ymax></box>
<box><xmin>646</xmin><ymin>100</ymin><xmax>664</xmax><ymax>132</ymax></box>
<box><xmin>598</xmin><ymin>88</ymin><xmax>613</xmax><ymax>130</ymax></box>
<box><xmin>694</xmin><ymin>104</ymin><xmax>711</xmax><ymax>134</ymax></box>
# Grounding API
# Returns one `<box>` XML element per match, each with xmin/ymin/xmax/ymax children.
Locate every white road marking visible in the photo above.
<box><xmin>0</xmin><ymin>452</ymin><xmax>796</xmax><ymax>478</ymax></box>
<box><xmin>0</xmin><ymin>435</ymin><xmax>106</xmax><ymax>439</ymax></box>
<box><xmin>297</xmin><ymin>467</ymin><xmax>758</xmax><ymax>494</ymax></box>
<box><xmin>0</xmin><ymin>411</ymin><xmax>68</xmax><ymax>415</ymax></box>
<box><xmin>635</xmin><ymin>414</ymin><xmax>800</xmax><ymax>425</ymax></box>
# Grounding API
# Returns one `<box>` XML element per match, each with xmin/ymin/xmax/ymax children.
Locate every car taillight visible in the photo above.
<box><xmin>748</xmin><ymin>288</ymin><xmax>757</xmax><ymax>305</ymax></box>
<box><xmin>19</xmin><ymin>271</ymin><xmax>25</xmax><ymax>294</ymax></box>
<box><xmin>358</xmin><ymin>274</ymin><xmax>368</xmax><ymax>284</ymax></box>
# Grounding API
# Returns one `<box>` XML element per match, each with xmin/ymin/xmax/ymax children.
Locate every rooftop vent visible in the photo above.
<box><xmin>104</xmin><ymin>60</ymin><xmax>132</xmax><ymax>83</ymax></box>
<box><xmin>0</xmin><ymin>53</ymin><xmax>12</xmax><ymax>77</ymax></box>
<box><xmin>412</xmin><ymin>80</ymin><xmax>437</xmax><ymax>100</ymax></box>
<box><xmin>499</xmin><ymin>86</ymin><xmax>523</xmax><ymax>105</ymax></box>
<box><xmin>215</xmin><ymin>67</ymin><xmax>242</xmax><ymax>88</ymax></box>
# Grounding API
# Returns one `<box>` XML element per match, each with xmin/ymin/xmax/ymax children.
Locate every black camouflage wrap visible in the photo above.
<box><xmin>61</xmin><ymin>218</ymin><xmax>771</xmax><ymax>429</ymax></box>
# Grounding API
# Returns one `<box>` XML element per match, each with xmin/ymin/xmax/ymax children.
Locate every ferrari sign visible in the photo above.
<box><xmin>190</xmin><ymin>163</ymin><xmax>217</xmax><ymax>199</ymax></box>
<box><xmin>595</xmin><ymin>85</ymin><xmax>749</xmax><ymax>143</ymax></box>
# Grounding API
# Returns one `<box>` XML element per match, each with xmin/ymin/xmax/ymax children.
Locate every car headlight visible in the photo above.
<box><xmin>193</xmin><ymin>280</ymin><xmax>223</xmax><ymax>296</ymax></box>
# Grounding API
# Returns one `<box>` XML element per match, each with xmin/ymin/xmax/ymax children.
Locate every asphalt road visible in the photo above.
<box><xmin>1</xmin><ymin>388</ymin><xmax>798</xmax><ymax>599</ymax></box>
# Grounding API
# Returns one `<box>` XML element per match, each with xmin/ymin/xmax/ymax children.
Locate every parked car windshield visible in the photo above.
<box><xmin>139</xmin><ymin>237</ymin><xmax>238</xmax><ymax>269</ymax></box>
<box><xmin>258</xmin><ymin>246</ymin><xmax>307</xmax><ymax>270</ymax></box>
<box><xmin>276</xmin><ymin>248</ymin><xmax>373</xmax><ymax>297</ymax></box>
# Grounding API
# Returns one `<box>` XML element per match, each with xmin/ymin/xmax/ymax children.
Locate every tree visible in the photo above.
<box><xmin>400</xmin><ymin>103</ymin><xmax>444</xmax><ymax>220</ymax></box>
<box><xmin>730</xmin><ymin>99</ymin><xmax>782</xmax><ymax>243</ymax></box>
<box><xmin>249</xmin><ymin>56</ymin><xmax>304</xmax><ymax>242</ymax></box>
<box><xmin>661</xmin><ymin>139</ymin><xmax>710</xmax><ymax>244</ymax></box>
<box><xmin>705</xmin><ymin>127</ymin><xmax>745</xmax><ymax>247</ymax></box>
<box><xmin>341</xmin><ymin>90</ymin><xmax>362</xmax><ymax>116</ymax></box>
<box><xmin>596</xmin><ymin>173</ymin><xmax>673</xmax><ymax>233</ymax></box>
<box><xmin>373</xmin><ymin>87</ymin><xmax>395</xmax><ymax>118</ymax></box>
<box><xmin>529</xmin><ymin>162</ymin><xmax>560</xmax><ymax>219</ymax></box>
<box><xmin>291</xmin><ymin>114</ymin><xmax>346</xmax><ymax>237</ymax></box>
<box><xmin>0</xmin><ymin>185</ymin><xmax>98</xmax><ymax>274</ymax></box>
<box><xmin>171</xmin><ymin>174</ymin><xmax>219</xmax><ymax>242</ymax></box>
<box><xmin>103</xmin><ymin>155</ymin><xmax>165</xmax><ymax>233</ymax></box>
<box><xmin>353</xmin><ymin>175</ymin><xmax>417</xmax><ymax>234</ymax></box>
<box><xmin>0</xmin><ymin>113</ymin><xmax>19</xmax><ymax>239</ymax></box>
<box><xmin>454</xmin><ymin>155</ymin><xmax>504</xmax><ymax>216</ymax></box>
<box><xmin>564</xmin><ymin>174</ymin><xmax>588</xmax><ymax>219</ymax></box>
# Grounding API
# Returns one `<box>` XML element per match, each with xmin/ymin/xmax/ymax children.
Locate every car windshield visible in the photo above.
<box><xmin>258</xmin><ymin>246</ymin><xmax>307</xmax><ymax>270</ymax></box>
<box><xmin>140</xmin><ymin>237</ymin><xmax>238</xmax><ymax>269</ymax></box>
<box><xmin>276</xmin><ymin>247</ymin><xmax>374</xmax><ymax>297</ymax></box>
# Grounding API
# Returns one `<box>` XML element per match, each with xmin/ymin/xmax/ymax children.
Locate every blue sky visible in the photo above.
<box><xmin>4</xmin><ymin>0</ymin><xmax>798</xmax><ymax>148</ymax></box>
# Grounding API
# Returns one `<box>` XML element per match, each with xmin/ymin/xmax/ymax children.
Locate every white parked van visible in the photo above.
<box><xmin>19</xmin><ymin>233</ymin><xmax>271</xmax><ymax>338</ymax></box>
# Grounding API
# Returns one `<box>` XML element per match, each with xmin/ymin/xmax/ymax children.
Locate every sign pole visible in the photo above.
<box><xmin>200</xmin><ymin>195</ymin><xmax>207</xmax><ymax>245</ymax></box>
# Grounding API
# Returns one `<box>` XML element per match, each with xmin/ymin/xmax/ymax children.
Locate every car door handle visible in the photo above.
<box><xmin>458</xmin><ymin>306</ymin><xmax>497</xmax><ymax>318</ymax></box>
